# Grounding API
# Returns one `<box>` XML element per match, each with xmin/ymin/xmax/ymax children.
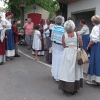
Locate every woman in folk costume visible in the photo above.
<box><xmin>77</xmin><ymin>19</ymin><xmax>90</xmax><ymax>57</ymax></box>
<box><xmin>32</xmin><ymin>19</ymin><xmax>45</xmax><ymax>56</ymax></box>
<box><xmin>2</xmin><ymin>11</ymin><xmax>15</xmax><ymax>60</ymax></box>
<box><xmin>51</xmin><ymin>15</ymin><xmax>65</xmax><ymax>81</ymax></box>
<box><xmin>87</xmin><ymin>15</ymin><xmax>100</xmax><ymax>85</ymax></box>
<box><xmin>46</xmin><ymin>19</ymin><xmax>55</xmax><ymax>64</ymax></box>
<box><xmin>0</xmin><ymin>16</ymin><xmax>7</xmax><ymax>65</ymax></box>
<box><xmin>59</xmin><ymin>20</ymin><xmax>83</xmax><ymax>95</ymax></box>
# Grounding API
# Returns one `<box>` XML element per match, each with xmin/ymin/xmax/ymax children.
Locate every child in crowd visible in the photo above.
<box><xmin>12</xmin><ymin>19</ymin><xmax>21</xmax><ymax>57</ymax></box>
<box><xmin>32</xmin><ymin>25</ymin><xmax>42</xmax><ymax>60</ymax></box>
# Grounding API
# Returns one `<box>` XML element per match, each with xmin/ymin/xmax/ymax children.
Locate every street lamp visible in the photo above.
<box><xmin>19</xmin><ymin>0</ymin><xmax>27</xmax><ymax>46</ymax></box>
<box><xmin>20</xmin><ymin>0</ymin><xmax>25</xmax><ymax>28</ymax></box>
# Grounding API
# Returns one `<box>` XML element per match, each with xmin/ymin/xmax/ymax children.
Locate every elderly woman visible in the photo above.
<box><xmin>59</xmin><ymin>20</ymin><xmax>83</xmax><ymax>95</ymax></box>
<box><xmin>46</xmin><ymin>19</ymin><xmax>55</xmax><ymax>64</ymax></box>
<box><xmin>44</xmin><ymin>19</ymin><xmax>50</xmax><ymax>50</ymax></box>
<box><xmin>2</xmin><ymin>11</ymin><xmax>15</xmax><ymax>60</ymax></box>
<box><xmin>51</xmin><ymin>15</ymin><xmax>65</xmax><ymax>81</ymax></box>
<box><xmin>23</xmin><ymin>18</ymin><xmax>34</xmax><ymax>50</ymax></box>
<box><xmin>77</xmin><ymin>19</ymin><xmax>90</xmax><ymax>56</ymax></box>
<box><xmin>87</xmin><ymin>15</ymin><xmax>100</xmax><ymax>85</ymax></box>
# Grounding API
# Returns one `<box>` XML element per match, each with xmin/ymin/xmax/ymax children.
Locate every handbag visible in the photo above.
<box><xmin>86</xmin><ymin>47</ymin><xmax>91</xmax><ymax>53</ymax></box>
<box><xmin>76</xmin><ymin>33</ymin><xmax>89</xmax><ymax>65</ymax></box>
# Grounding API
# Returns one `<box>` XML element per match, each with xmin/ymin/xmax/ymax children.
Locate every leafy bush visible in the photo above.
<box><xmin>17</xmin><ymin>23</ymin><xmax>20</xmax><ymax>28</ymax></box>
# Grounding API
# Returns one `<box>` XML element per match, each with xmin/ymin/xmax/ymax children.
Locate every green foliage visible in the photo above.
<box><xmin>2</xmin><ymin>0</ymin><xmax>59</xmax><ymax>19</ymax></box>
<box><xmin>17</xmin><ymin>23</ymin><xmax>20</xmax><ymax>28</ymax></box>
<box><xmin>18</xmin><ymin>27</ymin><xmax>21</xmax><ymax>32</ymax></box>
<box><xmin>35</xmin><ymin>0</ymin><xmax>59</xmax><ymax>18</ymax></box>
<box><xmin>0</xmin><ymin>8</ymin><xmax>5</xmax><ymax>12</ymax></box>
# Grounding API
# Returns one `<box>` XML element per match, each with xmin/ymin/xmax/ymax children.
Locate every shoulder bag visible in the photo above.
<box><xmin>76</xmin><ymin>33</ymin><xmax>89</xmax><ymax>65</ymax></box>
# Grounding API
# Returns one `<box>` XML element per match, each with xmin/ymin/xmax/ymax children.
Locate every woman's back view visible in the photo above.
<box><xmin>64</xmin><ymin>32</ymin><xmax>77</xmax><ymax>47</ymax></box>
<box><xmin>59</xmin><ymin>20</ymin><xmax>83</xmax><ymax>95</ymax></box>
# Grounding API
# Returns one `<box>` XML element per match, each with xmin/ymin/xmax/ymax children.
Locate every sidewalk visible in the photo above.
<box><xmin>18</xmin><ymin>45</ymin><xmax>89</xmax><ymax>75</ymax></box>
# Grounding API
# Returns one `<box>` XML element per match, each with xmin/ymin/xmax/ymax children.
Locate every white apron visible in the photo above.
<box><xmin>60</xmin><ymin>32</ymin><xmax>83</xmax><ymax>82</ymax></box>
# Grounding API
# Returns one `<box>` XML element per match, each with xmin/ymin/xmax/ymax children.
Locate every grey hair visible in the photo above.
<box><xmin>64</xmin><ymin>20</ymin><xmax>75</xmax><ymax>33</ymax></box>
<box><xmin>55</xmin><ymin>15</ymin><xmax>63</xmax><ymax>25</ymax></box>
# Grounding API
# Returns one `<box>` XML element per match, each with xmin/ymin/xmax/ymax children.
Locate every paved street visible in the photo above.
<box><xmin>18</xmin><ymin>45</ymin><xmax>89</xmax><ymax>74</ymax></box>
<box><xmin>0</xmin><ymin>46</ymin><xmax>99</xmax><ymax>100</ymax></box>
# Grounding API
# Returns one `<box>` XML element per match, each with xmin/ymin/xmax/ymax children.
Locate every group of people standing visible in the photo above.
<box><xmin>50</xmin><ymin>15</ymin><xmax>100</xmax><ymax>95</ymax></box>
<box><xmin>23</xmin><ymin>18</ymin><xmax>54</xmax><ymax>62</ymax></box>
<box><xmin>0</xmin><ymin>11</ymin><xmax>20</xmax><ymax>65</ymax></box>
<box><xmin>32</xmin><ymin>19</ymin><xmax>54</xmax><ymax>61</ymax></box>
<box><xmin>23</xmin><ymin>15</ymin><xmax>100</xmax><ymax>94</ymax></box>
<box><xmin>1</xmin><ymin>11</ymin><xmax>100</xmax><ymax>95</ymax></box>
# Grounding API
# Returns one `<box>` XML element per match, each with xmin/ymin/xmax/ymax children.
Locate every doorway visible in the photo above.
<box><xmin>72</xmin><ymin>10</ymin><xmax>95</xmax><ymax>33</ymax></box>
<box><xmin>28</xmin><ymin>13</ymin><xmax>42</xmax><ymax>28</ymax></box>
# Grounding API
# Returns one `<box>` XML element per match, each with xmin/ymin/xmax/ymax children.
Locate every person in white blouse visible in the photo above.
<box><xmin>0</xmin><ymin>16</ymin><xmax>7</xmax><ymax>65</ymax></box>
<box><xmin>77</xmin><ymin>19</ymin><xmax>90</xmax><ymax>56</ymax></box>
<box><xmin>87</xmin><ymin>15</ymin><xmax>100</xmax><ymax>85</ymax></box>
<box><xmin>44</xmin><ymin>19</ymin><xmax>50</xmax><ymax>50</ymax></box>
<box><xmin>51</xmin><ymin>16</ymin><xmax>65</xmax><ymax>81</ymax></box>
<box><xmin>2</xmin><ymin>11</ymin><xmax>15</xmax><ymax>61</ymax></box>
<box><xmin>59</xmin><ymin>20</ymin><xmax>83</xmax><ymax>95</ymax></box>
<box><xmin>46</xmin><ymin>19</ymin><xmax>55</xmax><ymax>64</ymax></box>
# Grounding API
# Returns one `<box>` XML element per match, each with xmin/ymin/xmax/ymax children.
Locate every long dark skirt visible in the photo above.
<box><xmin>46</xmin><ymin>38</ymin><xmax>52</xmax><ymax>64</ymax></box>
<box><xmin>59</xmin><ymin>79</ymin><xmax>83</xmax><ymax>92</ymax></box>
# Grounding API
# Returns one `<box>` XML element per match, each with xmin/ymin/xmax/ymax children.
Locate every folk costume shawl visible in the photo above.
<box><xmin>51</xmin><ymin>25</ymin><xmax>65</xmax><ymax>44</ymax></box>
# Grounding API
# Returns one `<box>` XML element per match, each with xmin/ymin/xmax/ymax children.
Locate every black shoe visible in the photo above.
<box><xmin>71</xmin><ymin>91</ymin><xmax>75</xmax><ymax>95</ymax></box>
<box><xmin>14</xmin><ymin>54</ymin><xmax>20</xmax><ymax>57</ymax></box>
<box><xmin>71</xmin><ymin>90</ymin><xmax>77</xmax><ymax>95</ymax></box>
<box><xmin>62</xmin><ymin>90</ymin><xmax>67</xmax><ymax>93</ymax></box>
<box><xmin>74</xmin><ymin>90</ymin><xmax>77</xmax><ymax>93</ymax></box>
<box><xmin>28</xmin><ymin>48</ymin><xmax>31</xmax><ymax>50</ymax></box>
<box><xmin>0</xmin><ymin>62</ymin><xmax>3</xmax><ymax>65</ymax></box>
<box><xmin>44</xmin><ymin>49</ymin><xmax>47</xmax><ymax>51</ymax></box>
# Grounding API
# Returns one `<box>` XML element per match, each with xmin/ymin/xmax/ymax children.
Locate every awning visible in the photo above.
<box><xmin>59</xmin><ymin>0</ymin><xmax>79</xmax><ymax>4</ymax></box>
